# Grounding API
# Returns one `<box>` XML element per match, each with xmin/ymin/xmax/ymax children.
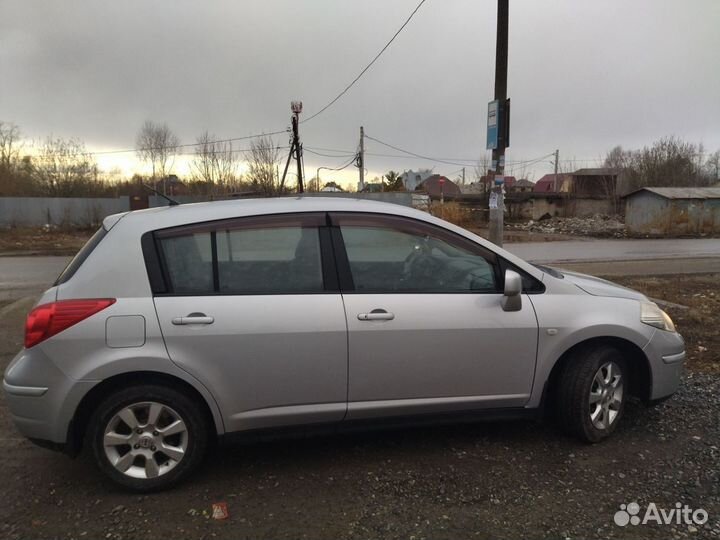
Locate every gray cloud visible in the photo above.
<box><xmin>1</xmin><ymin>0</ymin><xmax>718</xmax><ymax>182</ymax></box>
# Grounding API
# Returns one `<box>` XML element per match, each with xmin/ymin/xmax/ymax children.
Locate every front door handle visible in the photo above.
<box><xmin>357</xmin><ymin>309</ymin><xmax>395</xmax><ymax>321</ymax></box>
<box><xmin>172</xmin><ymin>313</ymin><xmax>214</xmax><ymax>325</ymax></box>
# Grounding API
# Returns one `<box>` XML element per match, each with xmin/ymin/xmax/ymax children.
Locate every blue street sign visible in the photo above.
<box><xmin>486</xmin><ymin>100</ymin><xmax>499</xmax><ymax>150</ymax></box>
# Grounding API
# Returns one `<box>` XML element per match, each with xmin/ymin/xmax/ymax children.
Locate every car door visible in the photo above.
<box><xmin>330</xmin><ymin>212</ymin><xmax>539</xmax><ymax>420</ymax></box>
<box><xmin>151</xmin><ymin>213</ymin><xmax>348</xmax><ymax>432</ymax></box>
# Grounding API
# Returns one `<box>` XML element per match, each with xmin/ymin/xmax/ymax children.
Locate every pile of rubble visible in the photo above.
<box><xmin>509</xmin><ymin>214</ymin><xmax>627</xmax><ymax>238</ymax></box>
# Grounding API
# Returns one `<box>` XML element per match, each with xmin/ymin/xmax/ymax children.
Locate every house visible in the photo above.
<box><xmin>509</xmin><ymin>179</ymin><xmax>535</xmax><ymax>193</ymax></box>
<box><xmin>360</xmin><ymin>182</ymin><xmax>385</xmax><ymax>193</ymax></box>
<box><xmin>417</xmin><ymin>175</ymin><xmax>461</xmax><ymax>198</ymax></box>
<box><xmin>623</xmin><ymin>187</ymin><xmax>720</xmax><ymax>236</ymax></box>
<box><xmin>533</xmin><ymin>174</ymin><xmax>572</xmax><ymax>193</ymax></box>
<box><xmin>401</xmin><ymin>168</ymin><xmax>434</xmax><ymax>191</ymax></box>
<box><xmin>571</xmin><ymin>168</ymin><xmax>624</xmax><ymax>197</ymax></box>
<box><xmin>320</xmin><ymin>182</ymin><xmax>344</xmax><ymax>192</ymax></box>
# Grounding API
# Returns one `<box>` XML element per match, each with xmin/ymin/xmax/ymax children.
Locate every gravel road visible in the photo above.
<box><xmin>1</xmin><ymin>277</ymin><xmax>718</xmax><ymax>539</ymax></box>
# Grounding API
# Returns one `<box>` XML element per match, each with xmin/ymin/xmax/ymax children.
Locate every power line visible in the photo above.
<box><xmin>69</xmin><ymin>129</ymin><xmax>289</xmax><ymax>158</ymax></box>
<box><xmin>301</xmin><ymin>0</ymin><xmax>430</xmax><ymax>124</ymax></box>
<box><xmin>322</xmin><ymin>154</ymin><xmax>359</xmax><ymax>173</ymax></box>
<box><xmin>364</xmin><ymin>133</ymin><xmax>479</xmax><ymax>166</ymax></box>
<box><xmin>305</xmin><ymin>147</ymin><xmax>357</xmax><ymax>159</ymax></box>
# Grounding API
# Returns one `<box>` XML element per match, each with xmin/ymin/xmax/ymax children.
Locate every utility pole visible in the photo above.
<box><xmin>553</xmin><ymin>149</ymin><xmax>559</xmax><ymax>192</ymax></box>
<box><xmin>359</xmin><ymin>126</ymin><xmax>365</xmax><ymax>192</ymax></box>
<box><xmin>488</xmin><ymin>0</ymin><xmax>509</xmax><ymax>247</ymax></box>
<box><xmin>282</xmin><ymin>101</ymin><xmax>305</xmax><ymax>193</ymax></box>
<box><xmin>291</xmin><ymin>101</ymin><xmax>304</xmax><ymax>193</ymax></box>
<box><xmin>462</xmin><ymin>167</ymin><xmax>466</xmax><ymax>186</ymax></box>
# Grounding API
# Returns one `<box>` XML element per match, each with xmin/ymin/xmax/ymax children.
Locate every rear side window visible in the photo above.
<box><xmin>216</xmin><ymin>227</ymin><xmax>323</xmax><ymax>293</ymax></box>
<box><xmin>54</xmin><ymin>226</ymin><xmax>107</xmax><ymax>286</ymax></box>
<box><xmin>154</xmin><ymin>213</ymin><xmax>325</xmax><ymax>295</ymax></box>
<box><xmin>159</xmin><ymin>233</ymin><xmax>214</xmax><ymax>294</ymax></box>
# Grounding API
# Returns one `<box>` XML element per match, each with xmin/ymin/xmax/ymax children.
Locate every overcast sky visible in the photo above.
<box><xmin>2</xmin><ymin>0</ymin><xmax>719</xmax><ymax>186</ymax></box>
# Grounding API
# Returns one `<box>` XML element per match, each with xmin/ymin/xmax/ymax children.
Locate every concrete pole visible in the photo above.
<box><xmin>359</xmin><ymin>126</ymin><xmax>365</xmax><ymax>192</ymax></box>
<box><xmin>488</xmin><ymin>0</ymin><xmax>509</xmax><ymax>247</ymax></box>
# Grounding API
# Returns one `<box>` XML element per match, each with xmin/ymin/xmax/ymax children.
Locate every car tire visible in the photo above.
<box><xmin>557</xmin><ymin>344</ymin><xmax>628</xmax><ymax>443</ymax></box>
<box><xmin>88</xmin><ymin>384</ymin><xmax>209</xmax><ymax>492</ymax></box>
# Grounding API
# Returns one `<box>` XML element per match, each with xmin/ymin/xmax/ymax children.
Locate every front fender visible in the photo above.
<box><xmin>526</xmin><ymin>294</ymin><xmax>653</xmax><ymax>408</ymax></box>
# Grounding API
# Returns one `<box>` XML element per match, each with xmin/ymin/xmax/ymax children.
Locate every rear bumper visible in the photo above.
<box><xmin>3</xmin><ymin>349</ymin><xmax>95</xmax><ymax>445</ymax></box>
<box><xmin>643</xmin><ymin>329</ymin><xmax>685</xmax><ymax>401</ymax></box>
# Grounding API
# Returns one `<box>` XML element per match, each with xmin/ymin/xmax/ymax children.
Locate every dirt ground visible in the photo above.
<box><xmin>610</xmin><ymin>274</ymin><xmax>720</xmax><ymax>374</ymax></box>
<box><xmin>0</xmin><ymin>227</ymin><xmax>93</xmax><ymax>256</ymax></box>
<box><xmin>0</xmin><ymin>275</ymin><xmax>719</xmax><ymax>539</ymax></box>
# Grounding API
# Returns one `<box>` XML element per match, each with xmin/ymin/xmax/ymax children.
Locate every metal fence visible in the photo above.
<box><xmin>0</xmin><ymin>197</ymin><xmax>130</xmax><ymax>227</ymax></box>
<box><xmin>0</xmin><ymin>193</ymin><xmax>430</xmax><ymax>227</ymax></box>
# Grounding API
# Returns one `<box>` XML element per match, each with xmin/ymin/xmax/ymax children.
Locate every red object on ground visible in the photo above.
<box><xmin>212</xmin><ymin>502</ymin><xmax>229</xmax><ymax>520</ymax></box>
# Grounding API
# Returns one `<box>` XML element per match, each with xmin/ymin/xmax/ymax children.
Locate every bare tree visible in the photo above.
<box><xmin>247</xmin><ymin>136</ymin><xmax>282</xmax><ymax>196</ymax></box>
<box><xmin>0</xmin><ymin>121</ymin><xmax>22</xmax><ymax>171</ymax></box>
<box><xmin>706</xmin><ymin>150</ymin><xmax>720</xmax><ymax>183</ymax></box>
<box><xmin>191</xmin><ymin>131</ymin><xmax>239</xmax><ymax>193</ymax></box>
<box><xmin>473</xmin><ymin>151</ymin><xmax>493</xmax><ymax>193</ymax></box>
<box><xmin>135</xmin><ymin>120</ymin><xmax>180</xmax><ymax>194</ymax></box>
<box><xmin>33</xmin><ymin>137</ymin><xmax>99</xmax><ymax>196</ymax></box>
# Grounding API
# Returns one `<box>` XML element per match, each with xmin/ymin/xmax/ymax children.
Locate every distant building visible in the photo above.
<box><xmin>320</xmin><ymin>182</ymin><xmax>344</xmax><ymax>192</ymax></box>
<box><xmin>417</xmin><ymin>175</ymin><xmax>461</xmax><ymax>198</ymax></box>
<box><xmin>510</xmin><ymin>179</ymin><xmax>535</xmax><ymax>193</ymax></box>
<box><xmin>623</xmin><ymin>187</ymin><xmax>720</xmax><ymax>236</ymax></box>
<box><xmin>571</xmin><ymin>168</ymin><xmax>625</xmax><ymax>197</ymax></box>
<box><xmin>401</xmin><ymin>168</ymin><xmax>434</xmax><ymax>191</ymax></box>
<box><xmin>533</xmin><ymin>174</ymin><xmax>572</xmax><ymax>193</ymax></box>
<box><xmin>361</xmin><ymin>183</ymin><xmax>384</xmax><ymax>193</ymax></box>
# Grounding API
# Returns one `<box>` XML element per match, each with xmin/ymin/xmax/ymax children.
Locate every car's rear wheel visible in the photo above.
<box><xmin>557</xmin><ymin>345</ymin><xmax>628</xmax><ymax>442</ymax></box>
<box><xmin>88</xmin><ymin>384</ymin><xmax>208</xmax><ymax>491</ymax></box>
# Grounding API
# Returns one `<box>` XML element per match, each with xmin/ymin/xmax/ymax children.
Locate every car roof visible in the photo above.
<box><xmin>105</xmin><ymin>196</ymin><xmax>431</xmax><ymax>232</ymax></box>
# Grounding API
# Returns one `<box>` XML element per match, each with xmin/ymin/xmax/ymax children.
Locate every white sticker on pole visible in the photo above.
<box><xmin>489</xmin><ymin>192</ymin><xmax>499</xmax><ymax>209</ymax></box>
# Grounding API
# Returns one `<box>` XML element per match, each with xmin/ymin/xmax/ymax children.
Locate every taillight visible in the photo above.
<box><xmin>24</xmin><ymin>299</ymin><xmax>116</xmax><ymax>348</ymax></box>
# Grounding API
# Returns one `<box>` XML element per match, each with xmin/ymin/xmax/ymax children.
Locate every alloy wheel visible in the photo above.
<box><xmin>103</xmin><ymin>401</ymin><xmax>189</xmax><ymax>479</ymax></box>
<box><xmin>588</xmin><ymin>361</ymin><xmax>624</xmax><ymax>430</ymax></box>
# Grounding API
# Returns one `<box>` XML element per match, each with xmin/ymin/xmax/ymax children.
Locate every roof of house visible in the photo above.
<box><xmin>513</xmin><ymin>179</ymin><xmax>535</xmax><ymax>188</ymax></box>
<box><xmin>417</xmin><ymin>175</ymin><xmax>461</xmax><ymax>196</ymax></box>
<box><xmin>572</xmin><ymin>168</ymin><xmax>620</xmax><ymax>176</ymax></box>
<box><xmin>533</xmin><ymin>174</ymin><xmax>571</xmax><ymax>192</ymax></box>
<box><xmin>623</xmin><ymin>187</ymin><xmax>720</xmax><ymax>200</ymax></box>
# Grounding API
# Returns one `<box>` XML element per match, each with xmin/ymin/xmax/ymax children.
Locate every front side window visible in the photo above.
<box><xmin>336</xmin><ymin>214</ymin><xmax>499</xmax><ymax>293</ymax></box>
<box><xmin>156</xmin><ymin>214</ymin><xmax>325</xmax><ymax>294</ymax></box>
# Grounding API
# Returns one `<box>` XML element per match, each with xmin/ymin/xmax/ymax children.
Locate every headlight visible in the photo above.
<box><xmin>641</xmin><ymin>301</ymin><xmax>676</xmax><ymax>332</ymax></box>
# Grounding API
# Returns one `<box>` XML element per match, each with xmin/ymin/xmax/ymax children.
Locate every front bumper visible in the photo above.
<box><xmin>643</xmin><ymin>328</ymin><xmax>685</xmax><ymax>401</ymax></box>
<box><xmin>3</xmin><ymin>348</ymin><xmax>95</xmax><ymax>446</ymax></box>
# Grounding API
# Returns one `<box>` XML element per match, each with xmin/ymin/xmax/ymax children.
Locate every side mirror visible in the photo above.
<box><xmin>501</xmin><ymin>269</ymin><xmax>522</xmax><ymax>312</ymax></box>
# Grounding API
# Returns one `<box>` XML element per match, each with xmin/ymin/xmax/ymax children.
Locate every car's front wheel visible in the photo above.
<box><xmin>557</xmin><ymin>345</ymin><xmax>628</xmax><ymax>442</ymax></box>
<box><xmin>88</xmin><ymin>384</ymin><xmax>209</xmax><ymax>491</ymax></box>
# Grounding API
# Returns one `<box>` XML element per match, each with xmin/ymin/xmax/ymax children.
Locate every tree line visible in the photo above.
<box><xmin>603</xmin><ymin>137</ymin><xmax>719</xmax><ymax>191</ymax></box>
<box><xmin>0</xmin><ymin>120</ymin><xmax>294</xmax><ymax>198</ymax></box>
<box><xmin>2</xmin><ymin>120</ymin><xmax>718</xmax><ymax>198</ymax></box>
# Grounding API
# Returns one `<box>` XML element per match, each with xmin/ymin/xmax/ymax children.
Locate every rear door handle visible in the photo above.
<box><xmin>172</xmin><ymin>313</ymin><xmax>214</xmax><ymax>325</ymax></box>
<box><xmin>357</xmin><ymin>309</ymin><xmax>395</xmax><ymax>321</ymax></box>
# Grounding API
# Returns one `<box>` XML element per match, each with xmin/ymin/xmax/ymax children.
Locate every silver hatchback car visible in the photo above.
<box><xmin>3</xmin><ymin>197</ymin><xmax>685</xmax><ymax>491</ymax></box>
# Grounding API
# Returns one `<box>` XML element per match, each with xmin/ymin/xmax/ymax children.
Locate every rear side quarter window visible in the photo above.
<box><xmin>54</xmin><ymin>226</ymin><xmax>108</xmax><ymax>286</ymax></box>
